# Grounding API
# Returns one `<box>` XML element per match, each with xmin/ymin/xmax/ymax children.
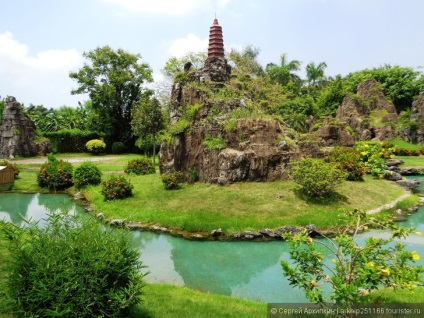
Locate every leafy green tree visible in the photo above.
<box><xmin>344</xmin><ymin>64</ymin><xmax>424</xmax><ymax>113</ymax></box>
<box><xmin>69</xmin><ymin>46</ymin><xmax>153</xmax><ymax>146</ymax></box>
<box><xmin>228</xmin><ymin>45</ymin><xmax>264</xmax><ymax>77</ymax></box>
<box><xmin>282</xmin><ymin>209</ymin><xmax>423</xmax><ymax>307</ymax></box>
<box><xmin>161</xmin><ymin>51</ymin><xmax>207</xmax><ymax>81</ymax></box>
<box><xmin>305</xmin><ymin>61</ymin><xmax>327</xmax><ymax>87</ymax></box>
<box><xmin>266</xmin><ymin>53</ymin><xmax>302</xmax><ymax>87</ymax></box>
<box><xmin>131</xmin><ymin>97</ymin><xmax>165</xmax><ymax>166</ymax></box>
<box><xmin>315</xmin><ymin>75</ymin><xmax>346</xmax><ymax>116</ymax></box>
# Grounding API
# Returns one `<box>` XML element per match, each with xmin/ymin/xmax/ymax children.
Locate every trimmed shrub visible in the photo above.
<box><xmin>37</xmin><ymin>154</ymin><xmax>73</xmax><ymax>190</ymax></box>
<box><xmin>0</xmin><ymin>160</ymin><xmax>19</xmax><ymax>178</ymax></box>
<box><xmin>73</xmin><ymin>162</ymin><xmax>102</xmax><ymax>189</ymax></box>
<box><xmin>124</xmin><ymin>158</ymin><xmax>155</xmax><ymax>175</ymax></box>
<box><xmin>292</xmin><ymin>158</ymin><xmax>347</xmax><ymax>198</ymax></box>
<box><xmin>1</xmin><ymin>212</ymin><xmax>146</xmax><ymax>317</ymax></box>
<box><xmin>101</xmin><ymin>175</ymin><xmax>133</xmax><ymax>200</ymax></box>
<box><xmin>112</xmin><ymin>141</ymin><xmax>126</xmax><ymax>154</ymax></box>
<box><xmin>85</xmin><ymin>139</ymin><xmax>106</xmax><ymax>155</ymax></box>
<box><xmin>325</xmin><ymin>147</ymin><xmax>366</xmax><ymax>181</ymax></box>
<box><xmin>162</xmin><ymin>171</ymin><xmax>184</xmax><ymax>190</ymax></box>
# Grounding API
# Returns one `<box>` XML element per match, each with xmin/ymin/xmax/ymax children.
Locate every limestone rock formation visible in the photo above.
<box><xmin>402</xmin><ymin>92</ymin><xmax>424</xmax><ymax>143</ymax></box>
<box><xmin>315</xmin><ymin>79</ymin><xmax>398</xmax><ymax>146</ymax></box>
<box><xmin>0</xmin><ymin>96</ymin><xmax>37</xmax><ymax>158</ymax></box>
<box><xmin>159</xmin><ymin>18</ymin><xmax>306</xmax><ymax>183</ymax></box>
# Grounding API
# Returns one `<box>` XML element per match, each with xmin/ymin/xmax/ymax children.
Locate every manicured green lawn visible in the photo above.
<box><xmin>83</xmin><ymin>173</ymin><xmax>406</xmax><ymax>233</ymax></box>
<box><xmin>11</xmin><ymin>154</ymin><xmax>409</xmax><ymax>233</ymax></box>
<box><xmin>389</xmin><ymin>139</ymin><xmax>424</xmax><ymax>151</ymax></box>
<box><xmin>397</xmin><ymin>156</ymin><xmax>424</xmax><ymax>168</ymax></box>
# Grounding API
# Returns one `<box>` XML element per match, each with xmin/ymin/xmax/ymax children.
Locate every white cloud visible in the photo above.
<box><xmin>167</xmin><ymin>33</ymin><xmax>208</xmax><ymax>57</ymax></box>
<box><xmin>0</xmin><ymin>31</ymin><xmax>84</xmax><ymax>107</ymax></box>
<box><xmin>100</xmin><ymin>0</ymin><xmax>231</xmax><ymax>15</ymax></box>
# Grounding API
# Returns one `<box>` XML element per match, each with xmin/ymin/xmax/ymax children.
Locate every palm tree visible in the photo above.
<box><xmin>266</xmin><ymin>53</ymin><xmax>302</xmax><ymax>86</ymax></box>
<box><xmin>305</xmin><ymin>61</ymin><xmax>327</xmax><ymax>87</ymax></box>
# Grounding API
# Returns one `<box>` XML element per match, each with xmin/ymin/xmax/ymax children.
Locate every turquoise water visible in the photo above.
<box><xmin>1</xmin><ymin>186</ymin><xmax>424</xmax><ymax>303</ymax></box>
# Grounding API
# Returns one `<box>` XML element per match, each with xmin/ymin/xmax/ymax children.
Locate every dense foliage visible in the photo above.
<box><xmin>325</xmin><ymin>147</ymin><xmax>366</xmax><ymax>181</ymax></box>
<box><xmin>85</xmin><ymin>139</ymin><xmax>106</xmax><ymax>155</ymax></box>
<box><xmin>70</xmin><ymin>46</ymin><xmax>153</xmax><ymax>146</ymax></box>
<box><xmin>112</xmin><ymin>141</ymin><xmax>126</xmax><ymax>154</ymax></box>
<box><xmin>37</xmin><ymin>154</ymin><xmax>73</xmax><ymax>190</ymax></box>
<box><xmin>43</xmin><ymin>129</ymin><xmax>105</xmax><ymax>153</ymax></box>
<box><xmin>131</xmin><ymin>97</ymin><xmax>165</xmax><ymax>165</ymax></box>
<box><xmin>282</xmin><ymin>209</ymin><xmax>423</xmax><ymax>307</ymax></box>
<box><xmin>292</xmin><ymin>158</ymin><xmax>347</xmax><ymax>198</ymax></box>
<box><xmin>73</xmin><ymin>161</ymin><xmax>102</xmax><ymax>189</ymax></box>
<box><xmin>1</xmin><ymin>212</ymin><xmax>146</xmax><ymax>317</ymax></box>
<box><xmin>124</xmin><ymin>158</ymin><xmax>155</xmax><ymax>175</ymax></box>
<box><xmin>101</xmin><ymin>175</ymin><xmax>134</xmax><ymax>200</ymax></box>
<box><xmin>162</xmin><ymin>171</ymin><xmax>184</xmax><ymax>190</ymax></box>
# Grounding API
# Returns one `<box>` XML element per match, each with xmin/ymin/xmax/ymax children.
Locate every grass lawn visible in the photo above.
<box><xmin>388</xmin><ymin>139</ymin><xmax>424</xmax><ymax>151</ymax></box>
<box><xmin>11</xmin><ymin>154</ymin><xmax>409</xmax><ymax>233</ymax></box>
<box><xmin>397</xmin><ymin>156</ymin><xmax>424</xmax><ymax>168</ymax></box>
<box><xmin>83</xmin><ymin>174</ymin><xmax>406</xmax><ymax>233</ymax></box>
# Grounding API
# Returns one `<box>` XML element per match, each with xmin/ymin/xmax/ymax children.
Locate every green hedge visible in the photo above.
<box><xmin>43</xmin><ymin>129</ymin><xmax>105</xmax><ymax>153</ymax></box>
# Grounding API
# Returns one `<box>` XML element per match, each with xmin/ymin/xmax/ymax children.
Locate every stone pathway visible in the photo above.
<box><xmin>366</xmin><ymin>190</ymin><xmax>411</xmax><ymax>214</ymax></box>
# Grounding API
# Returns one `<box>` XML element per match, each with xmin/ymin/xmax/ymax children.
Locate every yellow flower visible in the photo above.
<box><xmin>361</xmin><ymin>151</ymin><xmax>367</xmax><ymax>156</ymax></box>
<box><xmin>381</xmin><ymin>268</ymin><xmax>391</xmax><ymax>276</ymax></box>
<box><xmin>411</xmin><ymin>251</ymin><xmax>420</xmax><ymax>261</ymax></box>
<box><xmin>415</xmin><ymin>231</ymin><xmax>422</xmax><ymax>236</ymax></box>
<box><xmin>367</xmin><ymin>261</ymin><xmax>375</xmax><ymax>267</ymax></box>
<box><xmin>331</xmin><ymin>259</ymin><xmax>336</xmax><ymax>263</ymax></box>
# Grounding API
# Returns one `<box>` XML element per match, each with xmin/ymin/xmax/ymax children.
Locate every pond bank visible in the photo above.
<box><xmin>73</xmin><ymin>188</ymin><xmax>422</xmax><ymax>242</ymax></box>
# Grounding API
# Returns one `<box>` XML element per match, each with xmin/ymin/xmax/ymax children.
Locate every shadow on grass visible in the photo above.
<box><xmin>293</xmin><ymin>188</ymin><xmax>348</xmax><ymax>205</ymax></box>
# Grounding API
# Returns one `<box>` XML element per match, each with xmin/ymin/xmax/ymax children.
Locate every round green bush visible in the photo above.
<box><xmin>112</xmin><ymin>141</ymin><xmax>126</xmax><ymax>154</ymax></box>
<box><xmin>124</xmin><ymin>158</ymin><xmax>155</xmax><ymax>175</ymax></box>
<box><xmin>37</xmin><ymin>154</ymin><xmax>73</xmax><ymax>190</ymax></box>
<box><xmin>85</xmin><ymin>139</ymin><xmax>106</xmax><ymax>155</ymax></box>
<box><xmin>2</xmin><ymin>212</ymin><xmax>146</xmax><ymax>317</ymax></box>
<box><xmin>161</xmin><ymin>171</ymin><xmax>184</xmax><ymax>190</ymax></box>
<box><xmin>73</xmin><ymin>161</ymin><xmax>102</xmax><ymax>189</ymax></box>
<box><xmin>101</xmin><ymin>175</ymin><xmax>134</xmax><ymax>200</ymax></box>
<box><xmin>292</xmin><ymin>158</ymin><xmax>347</xmax><ymax>198</ymax></box>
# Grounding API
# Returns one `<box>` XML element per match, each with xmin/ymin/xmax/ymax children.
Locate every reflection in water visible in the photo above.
<box><xmin>1</xmin><ymin>192</ymin><xmax>423</xmax><ymax>303</ymax></box>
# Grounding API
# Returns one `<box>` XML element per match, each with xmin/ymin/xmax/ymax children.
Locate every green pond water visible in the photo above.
<box><xmin>1</xmin><ymin>178</ymin><xmax>424</xmax><ymax>303</ymax></box>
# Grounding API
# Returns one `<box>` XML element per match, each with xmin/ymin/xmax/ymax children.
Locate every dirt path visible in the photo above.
<box><xmin>13</xmin><ymin>156</ymin><xmax>121</xmax><ymax>164</ymax></box>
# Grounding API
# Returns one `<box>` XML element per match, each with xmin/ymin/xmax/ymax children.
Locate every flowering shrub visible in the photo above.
<box><xmin>124</xmin><ymin>158</ymin><xmax>155</xmax><ymax>175</ymax></box>
<box><xmin>356</xmin><ymin>143</ymin><xmax>388</xmax><ymax>178</ymax></box>
<box><xmin>37</xmin><ymin>154</ymin><xmax>73</xmax><ymax>190</ymax></box>
<box><xmin>292</xmin><ymin>159</ymin><xmax>347</xmax><ymax>198</ymax></box>
<box><xmin>85</xmin><ymin>139</ymin><xmax>106</xmax><ymax>155</ymax></box>
<box><xmin>101</xmin><ymin>175</ymin><xmax>133</xmax><ymax>200</ymax></box>
<box><xmin>325</xmin><ymin>147</ymin><xmax>366</xmax><ymax>181</ymax></box>
<box><xmin>282</xmin><ymin>209</ymin><xmax>424</xmax><ymax>306</ymax></box>
<box><xmin>73</xmin><ymin>162</ymin><xmax>102</xmax><ymax>189</ymax></box>
<box><xmin>162</xmin><ymin>171</ymin><xmax>184</xmax><ymax>190</ymax></box>
<box><xmin>0</xmin><ymin>160</ymin><xmax>19</xmax><ymax>178</ymax></box>
<box><xmin>392</xmin><ymin>147</ymin><xmax>420</xmax><ymax>156</ymax></box>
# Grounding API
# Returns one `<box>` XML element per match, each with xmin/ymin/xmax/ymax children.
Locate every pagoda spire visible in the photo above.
<box><xmin>207</xmin><ymin>18</ymin><xmax>225</xmax><ymax>58</ymax></box>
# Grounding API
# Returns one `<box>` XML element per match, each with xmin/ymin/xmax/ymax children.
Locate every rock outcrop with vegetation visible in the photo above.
<box><xmin>159</xmin><ymin>57</ymin><xmax>301</xmax><ymax>183</ymax></box>
<box><xmin>0</xmin><ymin>96</ymin><xmax>37</xmax><ymax>158</ymax></box>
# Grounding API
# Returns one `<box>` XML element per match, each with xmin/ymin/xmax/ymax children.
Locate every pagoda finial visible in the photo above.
<box><xmin>207</xmin><ymin>18</ymin><xmax>225</xmax><ymax>58</ymax></box>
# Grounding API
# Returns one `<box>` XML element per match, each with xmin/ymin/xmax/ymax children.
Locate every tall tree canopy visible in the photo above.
<box><xmin>69</xmin><ymin>46</ymin><xmax>153</xmax><ymax>146</ymax></box>
<box><xmin>131</xmin><ymin>97</ymin><xmax>165</xmax><ymax>165</ymax></box>
<box><xmin>266</xmin><ymin>53</ymin><xmax>302</xmax><ymax>87</ymax></box>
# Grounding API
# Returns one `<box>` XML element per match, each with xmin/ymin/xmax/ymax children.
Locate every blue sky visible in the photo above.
<box><xmin>1</xmin><ymin>0</ymin><xmax>423</xmax><ymax>108</ymax></box>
